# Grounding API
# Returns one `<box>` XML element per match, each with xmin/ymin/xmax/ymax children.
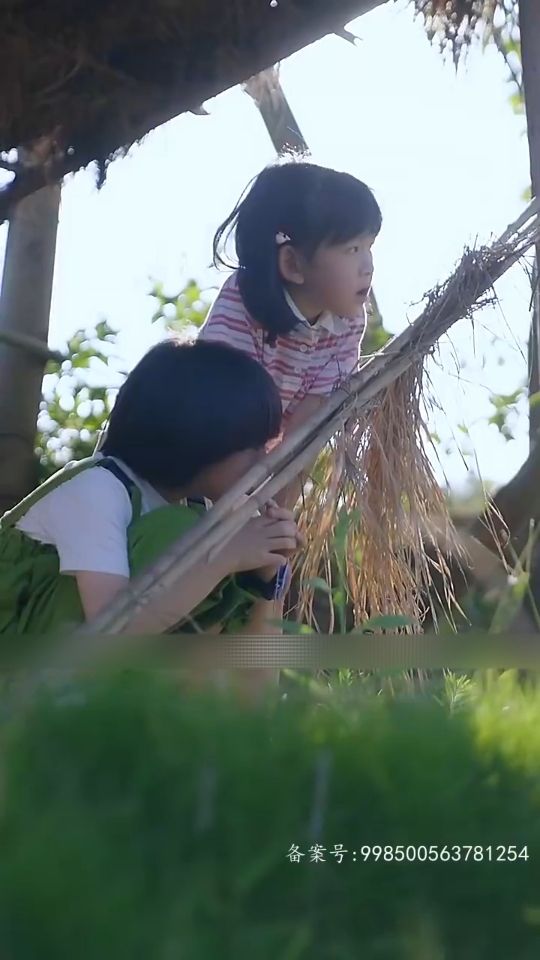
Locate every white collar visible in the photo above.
<box><xmin>284</xmin><ymin>289</ymin><xmax>337</xmax><ymax>335</ymax></box>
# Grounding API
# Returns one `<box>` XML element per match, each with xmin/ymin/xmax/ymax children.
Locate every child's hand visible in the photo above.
<box><xmin>225</xmin><ymin>511</ymin><xmax>300</xmax><ymax>576</ymax></box>
<box><xmin>263</xmin><ymin>502</ymin><xmax>306</xmax><ymax>555</ymax></box>
<box><xmin>252</xmin><ymin>504</ymin><xmax>306</xmax><ymax>586</ymax></box>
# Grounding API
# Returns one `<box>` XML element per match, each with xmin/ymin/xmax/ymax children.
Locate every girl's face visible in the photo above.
<box><xmin>186</xmin><ymin>448</ymin><xmax>267</xmax><ymax>503</ymax></box>
<box><xmin>280</xmin><ymin>234</ymin><xmax>375</xmax><ymax>321</ymax></box>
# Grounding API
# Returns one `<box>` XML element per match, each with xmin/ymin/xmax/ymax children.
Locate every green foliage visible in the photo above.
<box><xmin>36</xmin><ymin>320</ymin><xmax>123</xmax><ymax>483</ymax></box>
<box><xmin>1</xmin><ymin>670</ymin><xmax>540</xmax><ymax>958</ymax></box>
<box><xmin>149</xmin><ymin>279</ymin><xmax>211</xmax><ymax>334</ymax></box>
<box><xmin>500</xmin><ymin>33</ymin><xmax>524</xmax><ymax>117</ymax></box>
<box><xmin>436</xmin><ymin>378</ymin><xmax>528</xmax><ymax>465</ymax></box>
<box><xmin>510</xmin><ymin>91</ymin><xmax>525</xmax><ymax>116</ymax></box>
<box><xmin>35</xmin><ymin>281</ymin><xmax>213</xmax><ymax>484</ymax></box>
<box><xmin>487</xmin><ymin>387</ymin><xmax>524</xmax><ymax>441</ymax></box>
<box><xmin>362</xmin><ymin>318</ymin><xmax>392</xmax><ymax>355</ymax></box>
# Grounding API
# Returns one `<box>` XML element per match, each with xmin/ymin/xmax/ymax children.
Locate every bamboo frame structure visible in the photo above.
<box><xmin>55</xmin><ymin>196</ymin><xmax>540</xmax><ymax>645</ymax></box>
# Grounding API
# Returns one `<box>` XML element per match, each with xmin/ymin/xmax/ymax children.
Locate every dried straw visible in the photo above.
<box><xmin>296</xmin><ymin>199</ymin><xmax>540</xmax><ymax>628</ymax></box>
<box><xmin>69</xmin><ymin>197</ymin><xmax>540</xmax><ymax>643</ymax></box>
<box><xmin>295</xmin><ymin>363</ymin><xmax>449</xmax><ymax>628</ymax></box>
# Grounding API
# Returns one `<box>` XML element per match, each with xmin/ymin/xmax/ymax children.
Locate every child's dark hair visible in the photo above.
<box><xmin>213</xmin><ymin>160</ymin><xmax>382</xmax><ymax>342</ymax></box>
<box><xmin>101</xmin><ymin>339</ymin><xmax>282</xmax><ymax>490</ymax></box>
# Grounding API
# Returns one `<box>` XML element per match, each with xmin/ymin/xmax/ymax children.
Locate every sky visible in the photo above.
<box><xmin>0</xmin><ymin>0</ymin><xmax>532</xmax><ymax>491</ymax></box>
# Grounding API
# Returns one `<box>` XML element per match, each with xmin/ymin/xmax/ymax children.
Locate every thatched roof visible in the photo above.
<box><xmin>0</xmin><ymin>0</ymin><xmax>513</xmax><ymax>223</ymax></box>
<box><xmin>0</xmin><ymin>0</ymin><xmax>387</xmax><ymax>222</ymax></box>
<box><xmin>416</xmin><ymin>1</ymin><xmax>515</xmax><ymax>55</ymax></box>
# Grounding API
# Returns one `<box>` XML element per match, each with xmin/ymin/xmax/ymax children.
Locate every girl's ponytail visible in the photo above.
<box><xmin>213</xmin><ymin>165</ymin><xmax>300</xmax><ymax>343</ymax></box>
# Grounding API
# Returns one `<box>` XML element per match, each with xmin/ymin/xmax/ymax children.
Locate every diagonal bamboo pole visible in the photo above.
<box><xmin>65</xmin><ymin>197</ymin><xmax>540</xmax><ymax>640</ymax></box>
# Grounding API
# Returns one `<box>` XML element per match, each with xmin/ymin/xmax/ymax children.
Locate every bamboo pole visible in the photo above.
<box><xmin>66</xmin><ymin>197</ymin><xmax>540</xmax><ymax>640</ymax></box>
<box><xmin>519</xmin><ymin>0</ymin><xmax>540</xmax><ymax>450</ymax></box>
<box><xmin>0</xmin><ymin>328</ymin><xmax>64</xmax><ymax>364</ymax></box>
<box><xmin>0</xmin><ymin>181</ymin><xmax>61</xmax><ymax>513</ymax></box>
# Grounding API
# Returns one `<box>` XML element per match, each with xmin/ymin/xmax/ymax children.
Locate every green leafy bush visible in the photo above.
<box><xmin>1</xmin><ymin>671</ymin><xmax>540</xmax><ymax>958</ymax></box>
<box><xmin>37</xmin><ymin>320</ymin><xmax>122</xmax><ymax>481</ymax></box>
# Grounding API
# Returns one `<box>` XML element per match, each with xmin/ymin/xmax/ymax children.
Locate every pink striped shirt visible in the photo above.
<box><xmin>198</xmin><ymin>272</ymin><xmax>366</xmax><ymax>422</ymax></box>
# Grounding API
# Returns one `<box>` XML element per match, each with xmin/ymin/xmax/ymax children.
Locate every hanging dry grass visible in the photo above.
<box><xmin>415</xmin><ymin>0</ymin><xmax>501</xmax><ymax>45</ymax></box>
<box><xmin>295</xmin><ymin>361</ymin><xmax>451</xmax><ymax>629</ymax></box>
<box><xmin>296</xmin><ymin>199</ymin><xmax>540</xmax><ymax>630</ymax></box>
<box><xmin>64</xmin><ymin>197</ymin><xmax>540</xmax><ymax>645</ymax></box>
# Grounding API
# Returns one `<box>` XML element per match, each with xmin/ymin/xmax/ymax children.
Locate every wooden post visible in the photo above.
<box><xmin>243</xmin><ymin>67</ymin><xmax>306</xmax><ymax>154</ymax></box>
<box><xmin>520</xmin><ymin>0</ymin><xmax>540</xmax><ymax>448</ymax></box>
<box><xmin>528</xmin><ymin>262</ymin><xmax>539</xmax><ymax>448</ymax></box>
<box><xmin>0</xmin><ymin>183</ymin><xmax>61</xmax><ymax>513</ymax></box>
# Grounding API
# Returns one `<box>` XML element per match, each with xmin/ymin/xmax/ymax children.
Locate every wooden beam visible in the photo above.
<box><xmin>243</xmin><ymin>67</ymin><xmax>307</xmax><ymax>155</ymax></box>
<box><xmin>520</xmin><ymin>0</ymin><xmax>540</xmax><ymax>447</ymax></box>
<box><xmin>520</xmin><ymin>0</ymin><xmax>540</xmax><ymax>199</ymax></box>
<box><xmin>0</xmin><ymin>183</ymin><xmax>61</xmax><ymax>513</ymax></box>
<box><xmin>0</xmin><ymin>328</ymin><xmax>64</xmax><ymax>364</ymax></box>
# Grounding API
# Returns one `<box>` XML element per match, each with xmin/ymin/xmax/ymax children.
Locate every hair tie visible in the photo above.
<box><xmin>276</xmin><ymin>232</ymin><xmax>291</xmax><ymax>246</ymax></box>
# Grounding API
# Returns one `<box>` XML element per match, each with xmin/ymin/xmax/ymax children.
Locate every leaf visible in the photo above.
<box><xmin>89</xmin><ymin>387</ymin><xmax>108</xmax><ymax>403</ymax></box>
<box><xmin>489</xmin><ymin>388</ymin><xmax>523</xmax><ymax>410</ymax></box>
<box><xmin>95</xmin><ymin>319</ymin><xmax>118</xmax><ymax>342</ymax></box>
<box><xmin>488</xmin><ymin>410</ymin><xmax>514</xmax><ymax>440</ymax></box>
<box><xmin>45</xmin><ymin>359</ymin><xmax>62</xmax><ymax>375</ymax></box>
<box><xmin>184</xmin><ymin>280</ymin><xmax>201</xmax><ymax>305</ymax></box>
<box><xmin>301</xmin><ymin>577</ymin><xmax>333</xmax><ymax>595</ymax></box>
<box><xmin>66</xmin><ymin>335</ymin><xmax>84</xmax><ymax>355</ymax></box>
<box><xmin>71</xmin><ymin>349</ymin><xmax>98</xmax><ymax>369</ymax></box>
<box><xmin>510</xmin><ymin>92</ymin><xmax>525</xmax><ymax>115</ymax></box>
<box><xmin>333</xmin><ymin>507</ymin><xmax>361</xmax><ymax>551</ymax></box>
<box><xmin>333</xmin><ymin>590</ymin><xmax>345</xmax><ymax>609</ymax></box>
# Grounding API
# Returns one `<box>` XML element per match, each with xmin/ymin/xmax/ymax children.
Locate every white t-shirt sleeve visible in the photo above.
<box><xmin>16</xmin><ymin>468</ymin><xmax>133</xmax><ymax>577</ymax></box>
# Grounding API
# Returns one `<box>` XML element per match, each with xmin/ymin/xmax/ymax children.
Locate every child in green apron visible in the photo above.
<box><xmin>0</xmin><ymin>339</ymin><xmax>300</xmax><ymax>636</ymax></box>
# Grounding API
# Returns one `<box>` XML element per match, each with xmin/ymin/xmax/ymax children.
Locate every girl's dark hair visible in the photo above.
<box><xmin>213</xmin><ymin>160</ymin><xmax>382</xmax><ymax>341</ymax></box>
<box><xmin>101</xmin><ymin>339</ymin><xmax>282</xmax><ymax>490</ymax></box>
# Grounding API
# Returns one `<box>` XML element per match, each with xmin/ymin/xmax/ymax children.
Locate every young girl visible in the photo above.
<box><xmin>198</xmin><ymin>160</ymin><xmax>382</xmax><ymax>503</ymax></box>
<box><xmin>0</xmin><ymin>339</ymin><xmax>302</xmax><ymax>637</ymax></box>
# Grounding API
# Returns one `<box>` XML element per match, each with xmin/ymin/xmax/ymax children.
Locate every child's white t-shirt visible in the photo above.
<box><xmin>15</xmin><ymin>456</ymin><xmax>167</xmax><ymax>578</ymax></box>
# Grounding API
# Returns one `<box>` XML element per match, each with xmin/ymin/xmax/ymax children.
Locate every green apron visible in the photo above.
<box><xmin>0</xmin><ymin>458</ymin><xmax>261</xmax><ymax>635</ymax></box>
